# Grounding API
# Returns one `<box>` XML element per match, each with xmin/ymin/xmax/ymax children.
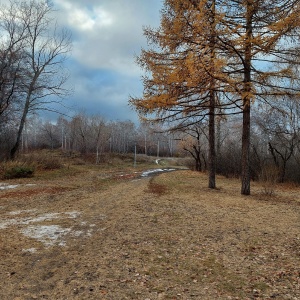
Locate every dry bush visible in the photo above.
<box><xmin>22</xmin><ymin>151</ymin><xmax>63</xmax><ymax>170</ymax></box>
<box><xmin>70</xmin><ymin>157</ymin><xmax>86</xmax><ymax>165</ymax></box>
<box><xmin>170</xmin><ymin>157</ymin><xmax>192</xmax><ymax>167</ymax></box>
<box><xmin>135</xmin><ymin>154</ymin><xmax>154</xmax><ymax>163</ymax></box>
<box><xmin>259</xmin><ymin>165</ymin><xmax>279</xmax><ymax>196</ymax></box>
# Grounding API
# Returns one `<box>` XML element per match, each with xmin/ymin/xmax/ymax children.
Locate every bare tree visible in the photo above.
<box><xmin>5</xmin><ymin>0</ymin><xmax>72</xmax><ymax>159</ymax></box>
<box><xmin>69</xmin><ymin>113</ymin><xmax>90</xmax><ymax>155</ymax></box>
<box><xmin>0</xmin><ymin>1</ymin><xmax>27</xmax><ymax>121</ymax></box>
<box><xmin>41</xmin><ymin>121</ymin><xmax>60</xmax><ymax>150</ymax></box>
<box><xmin>108</xmin><ymin>121</ymin><xmax>136</xmax><ymax>154</ymax></box>
<box><xmin>254</xmin><ymin>98</ymin><xmax>300</xmax><ymax>183</ymax></box>
<box><xmin>89</xmin><ymin>115</ymin><xmax>108</xmax><ymax>164</ymax></box>
<box><xmin>178</xmin><ymin>124</ymin><xmax>208</xmax><ymax>171</ymax></box>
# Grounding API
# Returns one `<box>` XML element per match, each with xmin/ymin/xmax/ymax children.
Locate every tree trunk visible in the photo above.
<box><xmin>216</xmin><ymin>114</ymin><xmax>221</xmax><ymax>158</ymax></box>
<box><xmin>241</xmin><ymin>2</ymin><xmax>253</xmax><ymax>195</ymax></box>
<box><xmin>96</xmin><ymin>145</ymin><xmax>99</xmax><ymax>164</ymax></box>
<box><xmin>10</xmin><ymin>94</ymin><xmax>31</xmax><ymax>160</ymax></box>
<box><xmin>241</xmin><ymin>99</ymin><xmax>251</xmax><ymax>195</ymax></box>
<box><xmin>195</xmin><ymin>151</ymin><xmax>202</xmax><ymax>171</ymax></box>
<box><xmin>208</xmin><ymin>0</ymin><xmax>216</xmax><ymax>189</ymax></box>
<box><xmin>208</xmin><ymin>91</ymin><xmax>216</xmax><ymax>188</ymax></box>
<box><xmin>279</xmin><ymin>164</ymin><xmax>286</xmax><ymax>183</ymax></box>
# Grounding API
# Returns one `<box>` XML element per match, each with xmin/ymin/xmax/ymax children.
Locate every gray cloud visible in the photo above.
<box><xmin>49</xmin><ymin>0</ymin><xmax>162</xmax><ymax>121</ymax></box>
<box><xmin>0</xmin><ymin>0</ymin><xmax>162</xmax><ymax>121</ymax></box>
<box><xmin>54</xmin><ymin>0</ymin><xmax>161</xmax><ymax>74</ymax></box>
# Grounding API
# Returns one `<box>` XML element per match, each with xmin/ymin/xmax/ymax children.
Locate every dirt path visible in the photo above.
<box><xmin>0</xmin><ymin>169</ymin><xmax>300</xmax><ymax>299</ymax></box>
<box><xmin>0</xmin><ymin>173</ymin><xmax>157</xmax><ymax>299</ymax></box>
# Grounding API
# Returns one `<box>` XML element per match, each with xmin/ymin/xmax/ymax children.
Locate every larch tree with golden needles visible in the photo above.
<box><xmin>131</xmin><ymin>0</ymin><xmax>300</xmax><ymax>195</ymax></box>
<box><xmin>216</xmin><ymin>0</ymin><xmax>300</xmax><ymax>194</ymax></box>
<box><xmin>130</xmin><ymin>0</ymin><xmax>228</xmax><ymax>189</ymax></box>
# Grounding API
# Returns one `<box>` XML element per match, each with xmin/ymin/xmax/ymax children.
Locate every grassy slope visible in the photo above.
<box><xmin>0</xmin><ymin>156</ymin><xmax>300</xmax><ymax>299</ymax></box>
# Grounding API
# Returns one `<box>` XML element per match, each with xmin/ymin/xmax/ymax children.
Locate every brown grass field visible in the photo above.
<box><xmin>0</xmin><ymin>155</ymin><xmax>300</xmax><ymax>299</ymax></box>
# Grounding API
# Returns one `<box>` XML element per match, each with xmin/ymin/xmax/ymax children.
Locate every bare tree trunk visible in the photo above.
<box><xmin>10</xmin><ymin>92</ymin><xmax>31</xmax><ymax>159</ymax></box>
<box><xmin>208</xmin><ymin>0</ymin><xmax>216</xmax><ymax>189</ymax></box>
<box><xmin>241</xmin><ymin>2</ymin><xmax>253</xmax><ymax>195</ymax></box>
<box><xmin>96</xmin><ymin>145</ymin><xmax>99</xmax><ymax>164</ymax></box>
<box><xmin>216</xmin><ymin>114</ymin><xmax>221</xmax><ymax>158</ymax></box>
<box><xmin>208</xmin><ymin>90</ymin><xmax>216</xmax><ymax>188</ymax></box>
<box><xmin>193</xmin><ymin>144</ymin><xmax>202</xmax><ymax>171</ymax></box>
<box><xmin>241</xmin><ymin>100</ymin><xmax>251</xmax><ymax>195</ymax></box>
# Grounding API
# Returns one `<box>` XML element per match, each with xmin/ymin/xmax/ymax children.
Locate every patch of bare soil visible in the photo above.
<box><xmin>0</xmin><ymin>168</ymin><xmax>300</xmax><ymax>299</ymax></box>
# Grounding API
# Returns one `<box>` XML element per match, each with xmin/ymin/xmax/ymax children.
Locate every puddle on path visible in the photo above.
<box><xmin>141</xmin><ymin>168</ymin><xmax>176</xmax><ymax>177</ymax></box>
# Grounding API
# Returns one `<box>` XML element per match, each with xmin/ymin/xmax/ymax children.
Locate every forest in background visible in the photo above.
<box><xmin>2</xmin><ymin>105</ymin><xmax>300</xmax><ymax>185</ymax></box>
<box><xmin>1</xmin><ymin>0</ymin><xmax>300</xmax><ymax>189</ymax></box>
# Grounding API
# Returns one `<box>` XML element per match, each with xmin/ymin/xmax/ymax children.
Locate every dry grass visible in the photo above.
<box><xmin>0</xmin><ymin>160</ymin><xmax>300</xmax><ymax>299</ymax></box>
<box><xmin>146</xmin><ymin>177</ymin><xmax>169</xmax><ymax>196</ymax></box>
<box><xmin>258</xmin><ymin>165</ymin><xmax>280</xmax><ymax>196</ymax></box>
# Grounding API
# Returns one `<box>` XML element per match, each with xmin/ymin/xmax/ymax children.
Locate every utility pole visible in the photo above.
<box><xmin>134</xmin><ymin>143</ymin><xmax>137</xmax><ymax>167</ymax></box>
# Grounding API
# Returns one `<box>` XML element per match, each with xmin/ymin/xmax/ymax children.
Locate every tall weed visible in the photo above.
<box><xmin>259</xmin><ymin>165</ymin><xmax>279</xmax><ymax>196</ymax></box>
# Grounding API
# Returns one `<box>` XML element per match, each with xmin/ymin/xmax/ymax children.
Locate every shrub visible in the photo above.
<box><xmin>0</xmin><ymin>162</ymin><xmax>34</xmax><ymax>179</ymax></box>
<box><xmin>5</xmin><ymin>166</ymin><xmax>34</xmax><ymax>179</ymax></box>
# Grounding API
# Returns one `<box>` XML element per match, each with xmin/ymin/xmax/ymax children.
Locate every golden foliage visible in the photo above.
<box><xmin>130</xmin><ymin>0</ymin><xmax>300</xmax><ymax>124</ymax></box>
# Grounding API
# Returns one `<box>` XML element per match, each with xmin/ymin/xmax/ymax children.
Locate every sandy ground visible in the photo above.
<box><xmin>0</xmin><ymin>167</ymin><xmax>300</xmax><ymax>299</ymax></box>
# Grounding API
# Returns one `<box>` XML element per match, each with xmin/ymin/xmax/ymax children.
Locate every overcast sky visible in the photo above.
<box><xmin>49</xmin><ymin>0</ymin><xmax>163</xmax><ymax>123</ymax></box>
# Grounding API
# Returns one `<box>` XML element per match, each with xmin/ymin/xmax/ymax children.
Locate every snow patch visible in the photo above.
<box><xmin>0</xmin><ymin>184</ymin><xmax>19</xmax><ymax>190</ymax></box>
<box><xmin>9</xmin><ymin>209</ymin><xmax>38</xmax><ymax>215</ymax></box>
<box><xmin>21</xmin><ymin>225</ymin><xmax>72</xmax><ymax>247</ymax></box>
<box><xmin>0</xmin><ymin>210</ymin><xmax>95</xmax><ymax>248</ymax></box>
<box><xmin>64</xmin><ymin>211</ymin><xmax>81</xmax><ymax>218</ymax></box>
<box><xmin>0</xmin><ymin>183</ymin><xmax>36</xmax><ymax>190</ymax></box>
<box><xmin>0</xmin><ymin>211</ymin><xmax>81</xmax><ymax>229</ymax></box>
<box><xmin>22</xmin><ymin>248</ymin><xmax>37</xmax><ymax>253</ymax></box>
